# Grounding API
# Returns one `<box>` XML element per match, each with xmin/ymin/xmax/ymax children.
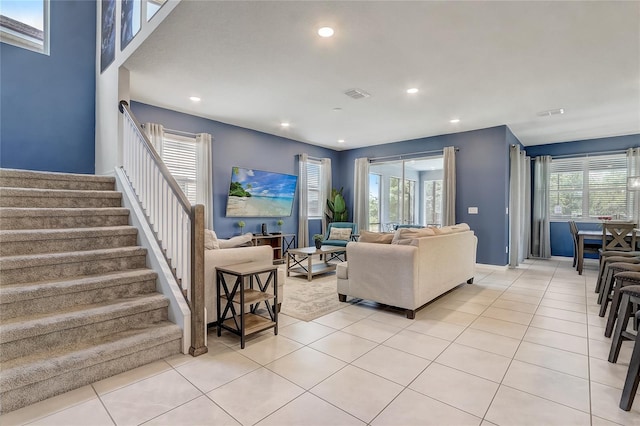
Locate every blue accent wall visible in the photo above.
<box><xmin>338</xmin><ymin>126</ymin><xmax>512</xmax><ymax>266</ymax></box>
<box><xmin>527</xmin><ymin>134</ymin><xmax>640</xmax><ymax>257</ymax></box>
<box><xmin>0</xmin><ymin>0</ymin><xmax>96</xmax><ymax>174</ymax></box>
<box><xmin>130</xmin><ymin>102</ymin><xmax>339</xmax><ymax>241</ymax></box>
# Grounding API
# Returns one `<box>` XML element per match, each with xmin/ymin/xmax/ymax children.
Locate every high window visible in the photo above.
<box><xmin>306</xmin><ymin>159</ymin><xmax>323</xmax><ymax>219</ymax></box>
<box><xmin>550</xmin><ymin>153</ymin><xmax>630</xmax><ymax>220</ymax></box>
<box><xmin>0</xmin><ymin>0</ymin><xmax>49</xmax><ymax>54</ymax></box>
<box><xmin>161</xmin><ymin>134</ymin><xmax>197</xmax><ymax>204</ymax></box>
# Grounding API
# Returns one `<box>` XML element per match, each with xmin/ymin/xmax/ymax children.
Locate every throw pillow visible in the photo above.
<box><xmin>358</xmin><ymin>230</ymin><xmax>394</xmax><ymax>244</ymax></box>
<box><xmin>328</xmin><ymin>227</ymin><xmax>352</xmax><ymax>241</ymax></box>
<box><xmin>218</xmin><ymin>232</ymin><xmax>254</xmax><ymax>249</ymax></box>
<box><xmin>204</xmin><ymin>229</ymin><xmax>220</xmax><ymax>250</ymax></box>
<box><xmin>391</xmin><ymin>227</ymin><xmax>436</xmax><ymax>244</ymax></box>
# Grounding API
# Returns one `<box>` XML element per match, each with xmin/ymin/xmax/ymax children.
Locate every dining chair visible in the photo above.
<box><xmin>602</xmin><ymin>221</ymin><xmax>638</xmax><ymax>252</ymax></box>
<box><xmin>598</xmin><ymin>258</ymin><xmax>640</xmax><ymax>314</ymax></box>
<box><xmin>596</xmin><ymin>250</ymin><xmax>640</xmax><ymax>294</ymax></box>
<box><xmin>605</xmin><ymin>264</ymin><xmax>640</xmax><ymax>337</ymax></box>
<box><xmin>606</xmin><ymin>279</ymin><xmax>640</xmax><ymax>411</ymax></box>
<box><xmin>569</xmin><ymin>221</ymin><xmax>600</xmax><ymax>270</ymax></box>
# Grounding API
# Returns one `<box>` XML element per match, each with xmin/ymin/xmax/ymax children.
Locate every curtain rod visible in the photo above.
<box><xmin>297</xmin><ymin>154</ymin><xmax>325</xmax><ymax>162</ymax></box>
<box><xmin>544</xmin><ymin>149</ymin><xmax>630</xmax><ymax>159</ymax></box>
<box><xmin>369</xmin><ymin>147</ymin><xmax>458</xmax><ymax>163</ymax></box>
<box><xmin>141</xmin><ymin>123</ymin><xmax>199</xmax><ymax>138</ymax></box>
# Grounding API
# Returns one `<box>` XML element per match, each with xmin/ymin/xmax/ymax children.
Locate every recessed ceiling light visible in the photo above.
<box><xmin>318</xmin><ymin>27</ymin><xmax>334</xmax><ymax>38</ymax></box>
<box><xmin>450</xmin><ymin>119</ymin><xmax>460</xmax><ymax>123</ymax></box>
<box><xmin>280</xmin><ymin>122</ymin><xmax>290</xmax><ymax>127</ymax></box>
<box><xmin>332</xmin><ymin>107</ymin><xmax>342</xmax><ymax>112</ymax></box>
<box><xmin>189</xmin><ymin>96</ymin><xmax>201</xmax><ymax>102</ymax></box>
<box><xmin>406</xmin><ymin>88</ymin><xmax>419</xmax><ymax>94</ymax></box>
<box><xmin>338</xmin><ymin>139</ymin><xmax>345</xmax><ymax>143</ymax></box>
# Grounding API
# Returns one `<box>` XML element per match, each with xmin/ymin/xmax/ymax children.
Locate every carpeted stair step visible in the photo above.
<box><xmin>0</xmin><ymin>207</ymin><xmax>130</xmax><ymax>230</ymax></box>
<box><xmin>0</xmin><ymin>322</ymin><xmax>181</xmax><ymax>414</ymax></box>
<box><xmin>0</xmin><ymin>247</ymin><xmax>148</xmax><ymax>285</ymax></box>
<box><xmin>0</xmin><ymin>188</ymin><xmax>122</xmax><ymax>208</ymax></box>
<box><xmin>0</xmin><ymin>226</ymin><xmax>139</xmax><ymax>256</ymax></box>
<box><xmin>0</xmin><ymin>294</ymin><xmax>170</xmax><ymax>363</ymax></box>
<box><xmin>0</xmin><ymin>269</ymin><xmax>158</xmax><ymax>321</ymax></box>
<box><xmin>0</xmin><ymin>169</ymin><xmax>115</xmax><ymax>191</ymax></box>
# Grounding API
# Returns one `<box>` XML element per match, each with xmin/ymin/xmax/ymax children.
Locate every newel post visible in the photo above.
<box><xmin>189</xmin><ymin>204</ymin><xmax>208</xmax><ymax>356</ymax></box>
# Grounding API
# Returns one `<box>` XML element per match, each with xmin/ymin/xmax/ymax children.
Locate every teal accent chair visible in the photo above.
<box><xmin>322</xmin><ymin>222</ymin><xmax>358</xmax><ymax>247</ymax></box>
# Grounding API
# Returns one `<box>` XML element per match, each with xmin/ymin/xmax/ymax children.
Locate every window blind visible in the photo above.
<box><xmin>162</xmin><ymin>136</ymin><xmax>197</xmax><ymax>204</ymax></box>
<box><xmin>307</xmin><ymin>160</ymin><xmax>322</xmax><ymax>218</ymax></box>
<box><xmin>550</xmin><ymin>153</ymin><xmax>628</xmax><ymax>220</ymax></box>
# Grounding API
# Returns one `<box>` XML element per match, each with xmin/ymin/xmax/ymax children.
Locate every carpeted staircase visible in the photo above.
<box><xmin>0</xmin><ymin>169</ymin><xmax>182</xmax><ymax>414</ymax></box>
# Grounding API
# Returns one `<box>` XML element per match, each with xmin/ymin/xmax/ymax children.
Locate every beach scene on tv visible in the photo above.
<box><xmin>226</xmin><ymin>167</ymin><xmax>298</xmax><ymax>217</ymax></box>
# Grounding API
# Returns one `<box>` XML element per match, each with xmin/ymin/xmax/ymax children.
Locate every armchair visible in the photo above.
<box><xmin>322</xmin><ymin>222</ymin><xmax>358</xmax><ymax>247</ymax></box>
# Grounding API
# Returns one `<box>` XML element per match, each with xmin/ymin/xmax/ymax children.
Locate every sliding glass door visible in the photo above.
<box><xmin>368</xmin><ymin>156</ymin><xmax>443</xmax><ymax>231</ymax></box>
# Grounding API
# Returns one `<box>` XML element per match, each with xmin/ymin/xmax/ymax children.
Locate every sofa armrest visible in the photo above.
<box><xmin>345</xmin><ymin>242</ymin><xmax>419</xmax><ymax>308</ymax></box>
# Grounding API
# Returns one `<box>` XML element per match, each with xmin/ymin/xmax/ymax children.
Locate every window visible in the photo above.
<box><xmin>306</xmin><ymin>159</ymin><xmax>322</xmax><ymax>219</ymax></box>
<box><xmin>369</xmin><ymin>156</ymin><xmax>443</xmax><ymax>231</ymax></box>
<box><xmin>0</xmin><ymin>0</ymin><xmax>49</xmax><ymax>54</ymax></box>
<box><xmin>368</xmin><ymin>173</ymin><xmax>381</xmax><ymax>231</ymax></box>
<box><xmin>550</xmin><ymin>154</ymin><xmax>629</xmax><ymax>220</ymax></box>
<box><xmin>161</xmin><ymin>134</ymin><xmax>197</xmax><ymax>204</ymax></box>
<box><xmin>424</xmin><ymin>180</ymin><xmax>443</xmax><ymax>226</ymax></box>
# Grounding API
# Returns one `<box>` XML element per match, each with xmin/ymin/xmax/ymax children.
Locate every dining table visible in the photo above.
<box><xmin>576</xmin><ymin>229</ymin><xmax>640</xmax><ymax>275</ymax></box>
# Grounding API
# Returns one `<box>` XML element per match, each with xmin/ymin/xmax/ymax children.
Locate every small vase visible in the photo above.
<box><xmin>315</xmin><ymin>240</ymin><xmax>322</xmax><ymax>249</ymax></box>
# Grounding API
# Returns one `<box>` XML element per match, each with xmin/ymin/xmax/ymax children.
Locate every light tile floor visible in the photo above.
<box><xmin>3</xmin><ymin>257</ymin><xmax>640</xmax><ymax>425</ymax></box>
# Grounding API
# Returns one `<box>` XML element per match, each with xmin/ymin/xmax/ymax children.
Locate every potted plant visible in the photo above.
<box><xmin>327</xmin><ymin>187</ymin><xmax>348</xmax><ymax>222</ymax></box>
<box><xmin>313</xmin><ymin>234</ymin><xmax>323</xmax><ymax>249</ymax></box>
<box><xmin>237</xmin><ymin>220</ymin><xmax>245</xmax><ymax>234</ymax></box>
<box><xmin>275</xmin><ymin>219</ymin><xmax>284</xmax><ymax>234</ymax></box>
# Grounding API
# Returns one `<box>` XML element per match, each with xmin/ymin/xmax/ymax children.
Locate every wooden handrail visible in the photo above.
<box><xmin>119</xmin><ymin>100</ymin><xmax>191</xmax><ymax>212</ymax></box>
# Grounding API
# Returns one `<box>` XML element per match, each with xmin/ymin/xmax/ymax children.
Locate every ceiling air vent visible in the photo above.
<box><xmin>344</xmin><ymin>88</ymin><xmax>371</xmax><ymax>99</ymax></box>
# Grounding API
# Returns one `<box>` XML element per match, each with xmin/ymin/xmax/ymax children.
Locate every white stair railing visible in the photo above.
<box><xmin>119</xmin><ymin>100</ymin><xmax>207</xmax><ymax>357</ymax></box>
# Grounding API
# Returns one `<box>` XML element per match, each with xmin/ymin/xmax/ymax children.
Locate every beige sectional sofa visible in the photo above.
<box><xmin>336</xmin><ymin>224</ymin><xmax>477</xmax><ymax>318</ymax></box>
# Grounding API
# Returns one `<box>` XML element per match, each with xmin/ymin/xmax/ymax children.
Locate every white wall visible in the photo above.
<box><xmin>95</xmin><ymin>0</ymin><xmax>181</xmax><ymax>175</ymax></box>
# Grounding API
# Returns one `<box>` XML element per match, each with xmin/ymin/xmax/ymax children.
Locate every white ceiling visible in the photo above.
<box><xmin>125</xmin><ymin>1</ymin><xmax>640</xmax><ymax>150</ymax></box>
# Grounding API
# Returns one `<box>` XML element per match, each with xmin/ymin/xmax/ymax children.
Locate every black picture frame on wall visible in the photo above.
<box><xmin>121</xmin><ymin>0</ymin><xmax>141</xmax><ymax>51</ymax></box>
<box><xmin>100</xmin><ymin>0</ymin><xmax>116</xmax><ymax>73</ymax></box>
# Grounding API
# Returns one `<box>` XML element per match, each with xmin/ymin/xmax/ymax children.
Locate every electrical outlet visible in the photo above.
<box><xmin>468</xmin><ymin>207</ymin><xmax>478</xmax><ymax>214</ymax></box>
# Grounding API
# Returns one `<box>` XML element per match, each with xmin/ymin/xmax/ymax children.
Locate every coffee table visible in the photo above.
<box><xmin>286</xmin><ymin>245</ymin><xmax>345</xmax><ymax>281</ymax></box>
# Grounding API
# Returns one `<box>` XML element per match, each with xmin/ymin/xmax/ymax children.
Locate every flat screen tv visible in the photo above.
<box><xmin>225</xmin><ymin>166</ymin><xmax>298</xmax><ymax>217</ymax></box>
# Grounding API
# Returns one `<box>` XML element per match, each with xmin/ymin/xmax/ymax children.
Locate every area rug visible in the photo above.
<box><xmin>280</xmin><ymin>271</ymin><xmax>344</xmax><ymax>321</ymax></box>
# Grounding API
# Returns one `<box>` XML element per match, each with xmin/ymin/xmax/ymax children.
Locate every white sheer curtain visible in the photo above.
<box><xmin>509</xmin><ymin>145</ymin><xmax>531</xmax><ymax>267</ymax></box>
<box><xmin>321</xmin><ymin>158</ymin><xmax>332</xmax><ymax>236</ymax></box>
<box><xmin>144</xmin><ymin>123</ymin><xmax>164</xmax><ymax>156</ymax></box>
<box><xmin>532</xmin><ymin>155</ymin><xmax>551</xmax><ymax>258</ymax></box>
<box><xmin>298</xmin><ymin>154</ymin><xmax>309</xmax><ymax>247</ymax></box>
<box><xmin>628</xmin><ymin>147</ymin><xmax>640</xmax><ymax>223</ymax></box>
<box><xmin>442</xmin><ymin>146</ymin><xmax>456</xmax><ymax>226</ymax></box>
<box><xmin>353</xmin><ymin>158</ymin><xmax>369</xmax><ymax>232</ymax></box>
<box><xmin>195</xmin><ymin>133</ymin><xmax>213</xmax><ymax>229</ymax></box>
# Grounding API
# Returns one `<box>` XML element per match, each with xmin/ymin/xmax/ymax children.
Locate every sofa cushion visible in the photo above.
<box><xmin>218</xmin><ymin>232</ymin><xmax>254</xmax><ymax>249</ymax></box>
<box><xmin>329</xmin><ymin>227</ymin><xmax>352</xmax><ymax>241</ymax></box>
<box><xmin>358</xmin><ymin>230</ymin><xmax>394</xmax><ymax>244</ymax></box>
<box><xmin>391</xmin><ymin>227</ymin><xmax>436</xmax><ymax>244</ymax></box>
<box><xmin>434</xmin><ymin>223</ymin><xmax>470</xmax><ymax>234</ymax></box>
<box><xmin>204</xmin><ymin>229</ymin><xmax>220</xmax><ymax>250</ymax></box>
